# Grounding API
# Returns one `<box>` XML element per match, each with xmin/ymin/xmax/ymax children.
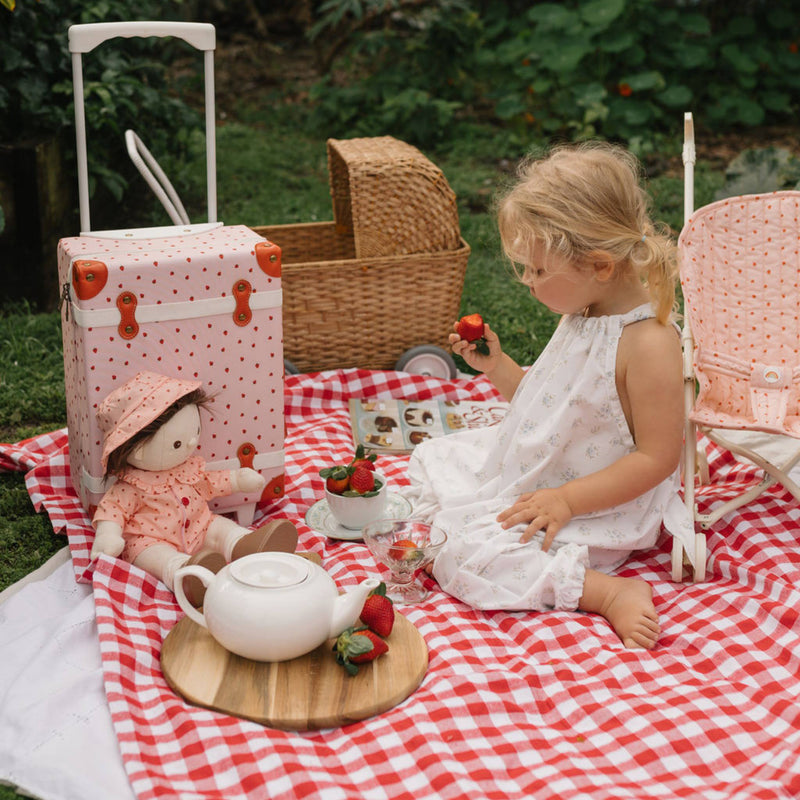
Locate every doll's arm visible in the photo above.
<box><xmin>91</xmin><ymin>520</ymin><xmax>125</xmax><ymax>560</ymax></box>
<box><xmin>229</xmin><ymin>467</ymin><xmax>267</xmax><ymax>493</ymax></box>
<box><xmin>498</xmin><ymin>319</ymin><xmax>684</xmax><ymax>549</ymax></box>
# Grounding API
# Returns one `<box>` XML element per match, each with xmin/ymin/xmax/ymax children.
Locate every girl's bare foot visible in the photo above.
<box><xmin>578</xmin><ymin>569</ymin><xmax>660</xmax><ymax>649</ymax></box>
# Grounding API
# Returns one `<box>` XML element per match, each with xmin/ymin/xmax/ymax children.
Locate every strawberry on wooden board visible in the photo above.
<box><xmin>333</xmin><ymin>625</ymin><xmax>389</xmax><ymax>675</ymax></box>
<box><xmin>456</xmin><ymin>313</ymin><xmax>490</xmax><ymax>356</ymax></box>
<box><xmin>360</xmin><ymin>583</ymin><xmax>394</xmax><ymax>637</ymax></box>
<box><xmin>350</xmin><ymin>630</ymin><xmax>388</xmax><ymax>663</ymax></box>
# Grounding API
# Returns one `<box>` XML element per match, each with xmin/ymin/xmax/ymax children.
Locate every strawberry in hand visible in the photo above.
<box><xmin>456</xmin><ymin>313</ymin><xmax>490</xmax><ymax>356</ymax></box>
<box><xmin>359</xmin><ymin>582</ymin><xmax>394</xmax><ymax>637</ymax></box>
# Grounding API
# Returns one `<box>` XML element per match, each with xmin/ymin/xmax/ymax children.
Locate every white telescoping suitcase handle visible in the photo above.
<box><xmin>68</xmin><ymin>21</ymin><xmax>217</xmax><ymax>233</ymax></box>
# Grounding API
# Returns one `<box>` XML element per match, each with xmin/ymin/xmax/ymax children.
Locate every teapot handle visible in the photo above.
<box><xmin>173</xmin><ymin>565</ymin><xmax>214</xmax><ymax>627</ymax></box>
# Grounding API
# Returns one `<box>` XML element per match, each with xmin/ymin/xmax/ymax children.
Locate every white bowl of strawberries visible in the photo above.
<box><xmin>320</xmin><ymin>447</ymin><xmax>388</xmax><ymax>530</ymax></box>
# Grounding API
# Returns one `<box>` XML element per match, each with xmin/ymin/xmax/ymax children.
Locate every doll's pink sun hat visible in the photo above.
<box><xmin>97</xmin><ymin>371</ymin><xmax>201</xmax><ymax>470</ymax></box>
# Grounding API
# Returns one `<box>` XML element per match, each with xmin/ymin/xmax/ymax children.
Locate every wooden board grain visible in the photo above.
<box><xmin>160</xmin><ymin>612</ymin><xmax>428</xmax><ymax>730</ymax></box>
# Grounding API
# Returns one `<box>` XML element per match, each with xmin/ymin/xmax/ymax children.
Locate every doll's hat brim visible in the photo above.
<box><xmin>97</xmin><ymin>371</ymin><xmax>201</xmax><ymax>470</ymax></box>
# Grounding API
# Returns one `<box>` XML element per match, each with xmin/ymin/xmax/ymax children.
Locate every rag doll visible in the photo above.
<box><xmin>91</xmin><ymin>371</ymin><xmax>298</xmax><ymax>605</ymax></box>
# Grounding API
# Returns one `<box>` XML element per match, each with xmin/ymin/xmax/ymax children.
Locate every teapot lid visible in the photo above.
<box><xmin>228</xmin><ymin>552</ymin><xmax>312</xmax><ymax>589</ymax></box>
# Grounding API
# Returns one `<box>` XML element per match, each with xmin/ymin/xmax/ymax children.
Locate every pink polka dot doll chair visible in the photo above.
<box><xmin>675</xmin><ymin>112</ymin><xmax>800</xmax><ymax>581</ymax></box>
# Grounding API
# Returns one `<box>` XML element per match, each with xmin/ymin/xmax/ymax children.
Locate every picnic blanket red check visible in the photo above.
<box><xmin>5</xmin><ymin>368</ymin><xmax>800</xmax><ymax>800</ymax></box>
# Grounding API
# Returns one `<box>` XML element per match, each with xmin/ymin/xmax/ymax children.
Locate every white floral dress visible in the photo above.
<box><xmin>403</xmin><ymin>304</ymin><xmax>696</xmax><ymax>611</ymax></box>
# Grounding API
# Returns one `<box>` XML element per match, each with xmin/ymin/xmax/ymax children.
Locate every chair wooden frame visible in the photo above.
<box><xmin>673</xmin><ymin>112</ymin><xmax>800</xmax><ymax>582</ymax></box>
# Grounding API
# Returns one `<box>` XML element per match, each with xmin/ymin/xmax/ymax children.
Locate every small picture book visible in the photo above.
<box><xmin>349</xmin><ymin>397</ymin><xmax>510</xmax><ymax>454</ymax></box>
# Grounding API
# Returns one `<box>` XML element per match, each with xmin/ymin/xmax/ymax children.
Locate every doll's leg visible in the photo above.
<box><xmin>133</xmin><ymin>543</ymin><xmax>225</xmax><ymax>607</ymax></box>
<box><xmin>578</xmin><ymin>570</ymin><xmax>660</xmax><ymax>650</ymax></box>
<box><xmin>205</xmin><ymin>516</ymin><xmax>298</xmax><ymax>562</ymax></box>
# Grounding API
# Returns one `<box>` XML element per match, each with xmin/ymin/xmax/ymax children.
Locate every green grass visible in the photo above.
<box><xmin>0</xmin><ymin>111</ymin><xmax>723</xmax><ymax>595</ymax></box>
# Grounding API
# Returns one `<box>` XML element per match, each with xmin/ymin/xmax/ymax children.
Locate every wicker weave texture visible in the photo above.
<box><xmin>251</xmin><ymin>136</ymin><xmax>469</xmax><ymax>372</ymax></box>
<box><xmin>252</xmin><ymin>222</ymin><xmax>469</xmax><ymax>373</ymax></box>
<box><xmin>327</xmin><ymin>136</ymin><xmax>461</xmax><ymax>258</ymax></box>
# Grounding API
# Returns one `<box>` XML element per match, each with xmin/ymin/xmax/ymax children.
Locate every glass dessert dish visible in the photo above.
<box><xmin>361</xmin><ymin>518</ymin><xmax>447</xmax><ymax>605</ymax></box>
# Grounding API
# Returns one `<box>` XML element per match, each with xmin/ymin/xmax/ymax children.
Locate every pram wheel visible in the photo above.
<box><xmin>395</xmin><ymin>345</ymin><xmax>457</xmax><ymax>379</ymax></box>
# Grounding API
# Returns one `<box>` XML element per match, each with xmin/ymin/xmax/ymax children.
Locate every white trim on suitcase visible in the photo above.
<box><xmin>68</xmin><ymin>289</ymin><xmax>282</xmax><ymax>329</ymax></box>
<box><xmin>78</xmin><ymin>221</ymin><xmax>223</xmax><ymax>240</ymax></box>
<box><xmin>81</xmin><ymin>449</ymin><xmax>286</xmax><ymax>495</ymax></box>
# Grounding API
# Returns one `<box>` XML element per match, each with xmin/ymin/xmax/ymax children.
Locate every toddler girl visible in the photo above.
<box><xmin>405</xmin><ymin>142</ymin><xmax>696</xmax><ymax>649</ymax></box>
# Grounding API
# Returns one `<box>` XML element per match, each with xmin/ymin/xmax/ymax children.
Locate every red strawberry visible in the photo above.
<box><xmin>333</xmin><ymin>626</ymin><xmax>389</xmax><ymax>675</ymax></box>
<box><xmin>349</xmin><ymin>444</ymin><xmax>377</xmax><ymax>472</ymax></box>
<box><xmin>349</xmin><ymin>467</ymin><xmax>375</xmax><ymax>494</ymax></box>
<box><xmin>320</xmin><ymin>465</ymin><xmax>350</xmax><ymax>494</ymax></box>
<box><xmin>350</xmin><ymin>630</ymin><xmax>389</xmax><ymax>663</ymax></box>
<box><xmin>389</xmin><ymin>538</ymin><xmax>420</xmax><ymax>562</ymax></box>
<box><xmin>360</xmin><ymin>584</ymin><xmax>394</xmax><ymax>637</ymax></box>
<box><xmin>456</xmin><ymin>313</ymin><xmax>490</xmax><ymax>355</ymax></box>
<box><xmin>457</xmin><ymin>313</ymin><xmax>485</xmax><ymax>341</ymax></box>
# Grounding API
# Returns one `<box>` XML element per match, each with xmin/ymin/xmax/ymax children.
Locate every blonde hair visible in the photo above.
<box><xmin>496</xmin><ymin>141</ymin><xmax>677</xmax><ymax>324</ymax></box>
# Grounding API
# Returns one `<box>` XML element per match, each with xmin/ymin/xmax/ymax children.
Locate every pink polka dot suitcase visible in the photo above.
<box><xmin>58</xmin><ymin>22</ymin><xmax>285</xmax><ymax>524</ymax></box>
<box><xmin>57</xmin><ymin>225</ymin><xmax>285</xmax><ymax>523</ymax></box>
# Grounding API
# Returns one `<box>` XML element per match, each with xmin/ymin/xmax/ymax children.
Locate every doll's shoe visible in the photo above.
<box><xmin>231</xmin><ymin>519</ymin><xmax>299</xmax><ymax>561</ymax></box>
<box><xmin>182</xmin><ymin>549</ymin><xmax>226</xmax><ymax>608</ymax></box>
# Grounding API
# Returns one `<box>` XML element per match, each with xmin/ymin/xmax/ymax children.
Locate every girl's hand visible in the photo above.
<box><xmin>449</xmin><ymin>320</ymin><xmax>502</xmax><ymax>373</ymax></box>
<box><xmin>497</xmin><ymin>488</ymin><xmax>573</xmax><ymax>552</ymax></box>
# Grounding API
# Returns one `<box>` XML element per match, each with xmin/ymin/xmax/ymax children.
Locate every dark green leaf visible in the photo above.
<box><xmin>527</xmin><ymin>3</ymin><xmax>580</xmax><ymax>31</ymax></box>
<box><xmin>579</xmin><ymin>0</ymin><xmax>626</xmax><ymax>29</ymax></box>
<box><xmin>657</xmin><ymin>85</ymin><xmax>693</xmax><ymax>108</ymax></box>
<box><xmin>622</xmin><ymin>71</ymin><xmax>665</xmax><ymax>92</ymax></box>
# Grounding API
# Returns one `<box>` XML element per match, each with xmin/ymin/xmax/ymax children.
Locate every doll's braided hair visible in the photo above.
<box><xmin>104</xmin><ymin>388</ymin><xmax>211</xmax><ymax>478</ymax></box>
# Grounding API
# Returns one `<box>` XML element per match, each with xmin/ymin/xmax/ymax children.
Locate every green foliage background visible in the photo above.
<box><xmin>307</xmin><ymin>0</ymin><xmax>800</xmax><ymax>151</ymax></box>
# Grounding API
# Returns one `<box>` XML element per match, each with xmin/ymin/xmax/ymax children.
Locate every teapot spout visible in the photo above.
<box><xmin>329</xmin><ymin>577</ymin><xmax>381</xmax><ymax>639</ymax></box>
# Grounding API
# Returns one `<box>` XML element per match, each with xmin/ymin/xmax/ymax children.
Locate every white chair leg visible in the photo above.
<box><xmin>693</xmin><ymin>533</ymin><xmax>706</xmax><ymax>582</ymax></box>
<box><xmin>671</xmin><ymin>538</ymin><xmax>685</xmax><ymax>583</ymax></box>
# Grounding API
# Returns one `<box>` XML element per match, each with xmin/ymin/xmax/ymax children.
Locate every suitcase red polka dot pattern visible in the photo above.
<box><xmin>57</xmin><ymin>224</ymin><xmax>284</xmax><ymax>525</ymax></box>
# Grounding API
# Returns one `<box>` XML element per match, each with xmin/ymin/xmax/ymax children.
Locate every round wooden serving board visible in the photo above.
<box><xmin>160</xmin><ymin>612</ymin><xmax>428</xmax><ymax>730</ymax></box>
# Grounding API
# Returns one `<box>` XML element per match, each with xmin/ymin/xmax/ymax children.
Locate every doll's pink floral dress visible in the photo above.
<box><xmin>93</xmin><ymin>455</ymin><xmax>233</xmax><ymax>563</ymax></box>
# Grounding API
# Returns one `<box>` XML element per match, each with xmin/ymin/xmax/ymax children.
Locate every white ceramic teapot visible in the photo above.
<box><xmin>174</xmin><ymin>552</ymin><xmax>380</xmax><ymax>662</ymax></box>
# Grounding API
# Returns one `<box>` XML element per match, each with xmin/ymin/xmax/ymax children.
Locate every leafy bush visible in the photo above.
<box><xmin>305</xmin><ymin>0</ymin><xmax>800</xmax><ymax>149</ymax></box>
<box><xmin>307</xmin><ymin>0</ymin><xmax>485</xmax><ymax>147</ymax></box>
<box><xmin>0</xmin><ymin>0</ymin><xmax>199</xmax><ymax>225</ymax></box>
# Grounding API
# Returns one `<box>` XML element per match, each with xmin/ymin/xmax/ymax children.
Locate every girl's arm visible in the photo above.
<box><xmin>450</xmin><ymin>322</ymin><xmax>525</xmax><ymax>402</ymax></box>
<box><xmin>497</xmin><ymin>319</ymin><xmax>684</xmax><ymax>548</ymax></box>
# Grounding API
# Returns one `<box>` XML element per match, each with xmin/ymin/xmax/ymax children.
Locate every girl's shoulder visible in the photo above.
<box><xmin>618</xmin><ymin>315</ymin><xmax>681</xmax><ymax>365</ymax></box>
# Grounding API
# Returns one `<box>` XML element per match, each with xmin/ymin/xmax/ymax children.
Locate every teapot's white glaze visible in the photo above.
<box><xmin>174</xmin><ymin>552</ymin><xmax>380</xmax><ymax>662</ymax></box>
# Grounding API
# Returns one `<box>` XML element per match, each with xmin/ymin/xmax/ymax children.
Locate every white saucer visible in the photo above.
<box><xmin>305</xmin><ymin>492</ymin><xmax>413</xmax><ymax>541</ymax></box>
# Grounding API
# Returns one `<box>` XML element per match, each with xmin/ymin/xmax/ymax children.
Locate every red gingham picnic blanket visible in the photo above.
<box><xmin>4</xmin><ymin>368</ymin><xmax>800</xmax><ymax>800</ymax></box>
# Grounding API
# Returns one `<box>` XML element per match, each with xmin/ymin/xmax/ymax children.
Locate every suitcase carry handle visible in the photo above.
<box><xmin>68</xmin><ymin>21</ymin><xmax>217</xmax><ymax>233</ymax></box>
<box><xmin>124</xmin><ymin>129</ymin><xmax>191</xmax><ymax>225</ymax></box>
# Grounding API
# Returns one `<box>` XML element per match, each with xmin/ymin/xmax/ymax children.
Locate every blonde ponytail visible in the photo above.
<box><xmin>630</xmin><ymin>226</ymin><xmax>679</xmax><ymax>324</ymax></box>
